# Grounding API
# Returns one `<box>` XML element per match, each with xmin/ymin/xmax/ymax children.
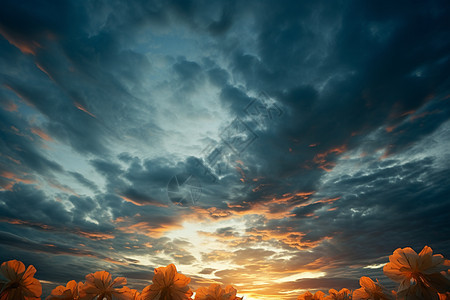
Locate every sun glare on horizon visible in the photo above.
<box><xmin>1</xmin><ymin>0</ymin><xmax>449</xmax><ymax>299</ymax></box>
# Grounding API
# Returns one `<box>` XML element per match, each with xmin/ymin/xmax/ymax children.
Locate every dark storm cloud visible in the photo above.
<box><xmin>325</xmin><ymin>158</ymin><xmax>450</xmax><ymax>252</ymax></box>
<box><xmin>0</xmin><ymin>0</ymin><xmax>162</xmax><ymax>161</ymax></box>
<box><xmin>0</xmin><ymin>184</ymin><xmax>71</xmax><ymax>224</ymax></box>
<box><xmin>381</xmin><ymin>97</ymin><xmax>450</xmax><ymax>156</ymax></box>
<box><xmin>0</xmin><ymin>187</ymin><xmax>117</xmax><ymax>245</ymax></box>
<box><xmin>0</xmin><ymin>109</ymin><xmax>63</xmax><ymax>177</ymax></box>
<box><xmin>207</xmin><ymin>67</ymin><xmax>230</xmax><ymax>87</ymax></box>
<box><xmin>69</xmin><ymin>171</ymin><xmax>99</xmax><ymax>192</ymax></box>
<box><xmin>198</xmin><ymin>3</ymin><xmax>450</xmax><ymax>279</ymax></box>
<box><xmin>219</xmin><ymin>85</ymin><xmax>254</xmax><ymax>119</ymax></box>
<box><xmin>1</xmin><ymin>0</ymin><xmax>450</xmax><ymax>297</ymax></box>
<box><xmin>0</xmin><ymin>0</ymin><xmax>76</xmax><ymax>44</ymax></box>
<box><xmin>216</xmin><ymin>0</ymin><xmax>450</xmax><ymax>182</ymax></box>
<box><xmin>90</xmin><ymin>155</ymin><xmax>179</xmax><ymax>208</ymax></box>
<box><xmin>268</xmin><ymin>156</ymin><xmax>450</xmax><ymax>286</ymax></box>
<box><xmin>198</xmin><ymin>151</ymin><xmax>450</xmax><ymax>290</ymax></box>
<box><xmin>0</xmin><ymin>230</ymin><xmax>115</xmax><ymax>262</ymax></box>
<box><xmin>0</xmin><ymin>0</ymin><xmax>108</xmax><ymax>155</ymax></box>
<box><xmin>173</xmin><ymin>59</ymin><xmax>202</xmax><ymax>81</ymax></box>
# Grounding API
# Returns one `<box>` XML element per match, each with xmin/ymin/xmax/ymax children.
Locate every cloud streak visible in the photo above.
<box><xmin>1</xmin><ymin>0</ymin><xmax>449</xmax><ymax>299</ymax></box>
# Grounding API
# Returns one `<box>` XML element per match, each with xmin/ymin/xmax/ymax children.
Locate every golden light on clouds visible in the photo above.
<box><xmin>141</xmin><ymin>218</ymin><xmax>330</xmax><ymax>299</ymax></box>
<box><xmin>1</xmin><ymin>1</ymin><xmax>449</xmax><ymax>299</ymax></box>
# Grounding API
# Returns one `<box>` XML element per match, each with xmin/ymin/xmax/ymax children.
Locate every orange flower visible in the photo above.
<box><xmin>46</xmin><ymin>280</ymin><xmax>82</xmax><ymax>300</ymax></box>
<box><xmin>352</xmin><ymin>277</ymin><xmax>394</xmax><ymax>300</ymax></box>
<box><xmin>325</xmin><ymin>288</ymin><xmax>351</xmax><ymax>300</ymax></box>
<box><xmin>0</xmin><ymin>260</ymin><xmax>42</xmax><ymax>300</ymax></box>
<box><xmin>195</xmin><ymin>283</ymin><xmax>242</xmax><ymax>300</ymax></box>
<box><xmin>383</xmin><ymin>246</ymin><xmax>450</xmax><ymax>298</ymax></box>
<box><xmin>297</xmin><ymin>290</ymin><xmax>326</xmax><ymax>300</ymax></box>
<box><xmin>129</xmin><ymin>290</ymin><xmax>141</xmax><ymax>300</ymax></box>
<box><xmin>78</xmin><ymin>271</ymin><xmax>133</xmax><ymax>300</ymax></box>
<box><xmin>141</xmin><ymin>264</ymin><xmax>193</xmax><ymax>300</ymax></box>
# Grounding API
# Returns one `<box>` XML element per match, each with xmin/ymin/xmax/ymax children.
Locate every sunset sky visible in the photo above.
<box><xmin>1</xmin><ymin>1</ymin><xmax>449</xmax><ymax>299</ymax></box>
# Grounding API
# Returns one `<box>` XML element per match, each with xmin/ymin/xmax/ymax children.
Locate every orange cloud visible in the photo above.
<box><xmin>247</xmin><ymin>229</ymin><xmax>333</xmax><ymax>251</ymax></box>
<box><xmin>30</xmin><ymin>127</ymin><xmax>53</xmax><ymax>141</ymax></box>
<box><xmin>2</xmin><ymin>218</ymin><xmax>52</xmax><ymax>230</ymax></box>
<box><xmin>313</xmin><ymin>196</ymin><xmax>340</xmax><ymax>205</ymax></box>
<box><xmin>380</xmin><ymin>145</ymin><xmax>393</xmax><ymax>160</ymax></box>
<box><xmin>190</xmin><ymin>206</ymin><xmax>234</xmax><ymax>220</ymax></box>
<box><xmin>76</xmin><ymin>231</ymin><xmax>115</xmax><ymax>240</ymax></box>
<box><xmin>200</xmin><ymin>224</ymin><xmax>332</xmax><ymax>251</ymax></box>
<box><xmin>1</xmin><ymin>218</ymin><xmax>115</xmax><ymax>241</ymax></box>
<box><xmin>221</xmin><ymin>191</ymin><xmax>317</xmax><ymax>220</ymax></box>
<box><xmin>313</xmin><ymin>145</ymin><xmax>347</xmax><ymax>172</ymax></box>
<box><xmin>252</xmin><ymin>183</ymin><xmax>267</xmax><ymax>192</ymax></box>
<box><xmin>266</xmin><ymin>191</ymin><xmax>315</xmax><ymax>205</ymax></box>
<box><xmin>0</xmin><ymin>154</ymin><xmax>21</xmax><ymax>165</ymax></box>
<box><xmin>204</xmin><ymin>258</ymin><xmax>334</xmax><ymax>300</ymax></box>
<box><xmin>119</xmin><ymin>195</ymin><xmax>168</xmax><ymax>207</ymax></box>
<box><xmin>0</xmin><ymin>171</ymin><xmax>35</xmax><ymax>190</ymax></box>
<box><xmin>2</xmin><ymin>101</ymin><xmax>18</xmax><ymax>112</ymax></box>
<box><xmin>35</xmin><ymin>62</ymin><xmax>54</xmax><ymax>81</ymax></box>
<box><xmin>74</xmin><ymin>102</ymin><xmax>96</xmax><ymax>118</ymax></box>
<box><xmin>0</xmin><ymin>28</ymin><xmax>42</xmax><ymax>55</ymax></box>
<box><xmin>400</xmin><ymin>110</ymin><xmax>415</xmax><ymax>117</ymax></box>
<box><xmin>3</xmin><ymin>84</ymin><xmax>36</xmax><ymax>109</ymax></box>
<box><xmin>116</xmin><ymin>221</ymin><xmax>182</xmax><ymax>238</ymax></box>
<box><xmin>186</xmin><ymin>190</ymin><xmax>335</xmax><ymax>228</ymax></box>
<box><xmin>318</xmin><ymin>162</ymin><xmax>336</xmax><ymax>172</ymax></box>
<box><xmin>235</xmin><ymin>166</ymin><xmax>246</xmax><ymax>183</ymax></box>
<box><xmin>409</xmin><ymin>109</ymin><xmax>441</xmax><ymax>121</ymax></box>
<box><xmin>385</xmin><ymin>125</ymin><xmax>396</xmax><ymax>133</ymax></box>
<box><xmin>187</xmin><ymin>190</ymin><xmax>318</xmax><ymax>223</ymax></box>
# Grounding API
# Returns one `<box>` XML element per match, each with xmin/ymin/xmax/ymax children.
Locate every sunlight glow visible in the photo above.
<box><xmin>275</xmin><ymin>271</ymin><xmax>326</xmax><ymax>283</ymax></box>
<box><xmin>164</xmin><ymin>218</ymin><xmax>247</xmax><ymax>274</ymax></box>
<box><xmin>363</xmin><ymin>263</ymin><xmax>386</xmax><ymax>269</ymax></box>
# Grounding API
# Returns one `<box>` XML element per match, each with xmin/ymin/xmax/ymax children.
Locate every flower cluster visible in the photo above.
<box><xmin>297</xmin><ymin>246</ymin><xmax>450</xmax><ymax>300</ymax></box>
<box><xmin>0</xmin><ymin>260</ymin><xmax>41</xmax><ymax>300</ymax></box>
<box><xmin>1</xmin><ymin>246</ymin><xmax>449</xmax><ymax>300</ymax></box>
<box><xmin>0</xmin><ymin>262</ymin><xmax>241</xmax><ymax>300</ymax></box>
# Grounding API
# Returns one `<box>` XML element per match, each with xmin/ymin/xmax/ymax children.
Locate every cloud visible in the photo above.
<box><xmin>0</xmin><ymin>0</ymin><xmax>449</xmax><ymax>299</ymax></box>
<box><xmin>69</xmin><ymin>171</ymin><xmax>99</xmax><ymax>192</ymax></box>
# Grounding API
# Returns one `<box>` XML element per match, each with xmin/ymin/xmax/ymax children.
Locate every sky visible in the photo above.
<box><xmin>0</xmin><ymin>0</ymin><xmax>449</xmax><ymax>299</ymax></box>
